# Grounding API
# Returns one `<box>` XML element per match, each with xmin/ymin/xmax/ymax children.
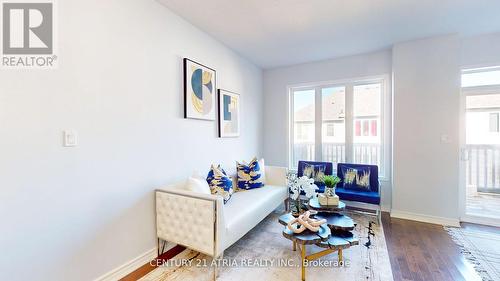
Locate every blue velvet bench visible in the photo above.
<box><xmin>295</xmin><ymin>161</ymin><xmax>381</xmax><ymax>223</ymax></box>
<box><xmin>336</xmin><ymin>163</ymin><xmax>381</xmax><ymax>223</ymax></box>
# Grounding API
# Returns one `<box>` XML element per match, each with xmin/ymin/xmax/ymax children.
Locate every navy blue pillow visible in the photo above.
<box><xmin>340</xmin><ymin>166</ymin><xmax>371</xmax><ymax>191</ymax></box>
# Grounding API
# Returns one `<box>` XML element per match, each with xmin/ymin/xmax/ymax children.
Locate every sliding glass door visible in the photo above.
<box><xmin>461</xmin><ymin>67</ymin><xmax>500</xmax><ymax>223</ymax></box>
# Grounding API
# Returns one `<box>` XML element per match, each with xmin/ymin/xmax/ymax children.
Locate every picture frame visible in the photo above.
<box><xmin>183</xmin><ymin>58</ymin><xmax>216</xmax><ymax>120</ymax></box>
<box><xmin>218</xmin><ymin>89</ymin><xmax>240</xmax><ymax>137</ymax></box>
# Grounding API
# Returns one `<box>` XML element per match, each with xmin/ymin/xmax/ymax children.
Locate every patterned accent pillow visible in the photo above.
<box><xmin>340</xmin><ymin>166</ymin><xmax>371</xmax><ymax>191</ymax></box>
<box><xmin>206</xmin><ymin>165</ymin><xmax>234</xmax><ymax>203</ymax></box>
<box><xmin>302</xmin><ymin>163</ymin><xmax>327</xmax><ymax>185</ymax></box>
<box><xmin>236</xmin><ymin>157</ymin><xmax>264</xmax><ymax>190</ymax></box>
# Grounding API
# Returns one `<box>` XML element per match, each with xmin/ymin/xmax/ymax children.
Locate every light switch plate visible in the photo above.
<box><xmin>63</xmin><ymin>130</ymin><xmax>78</xmax><ymax>147</ymax></box>
<box><xmin>440</xmin><ymin>134</ymin><xmax>451</xmax><ymax>144</ymax></box>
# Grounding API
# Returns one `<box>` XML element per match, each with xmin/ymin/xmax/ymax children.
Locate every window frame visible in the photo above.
<box><xmin>462</xmin><ymin>66</ymin><xmax>500</xmax><ymax>88</ymax></box>
<box><xmin>287</xmin><ymin>75</ymin><xmax>390</xmax><ymax>178</ymax></box>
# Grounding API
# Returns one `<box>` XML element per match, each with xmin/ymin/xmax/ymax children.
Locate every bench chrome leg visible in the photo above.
<box><xmin>377</xmin><ymin>207</ymin><xmax>382</xmax><ymax>225</ymax></box>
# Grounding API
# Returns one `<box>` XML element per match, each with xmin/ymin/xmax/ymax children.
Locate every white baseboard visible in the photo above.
<box><xmin>390</xmin><ymin>209</ymin><xmax>460</xmax><ymax>227</ymax></box>
<box><xmin>93</xmin><ymin>248</ymin><xmax>156</xmax><ymax>281</ymax></box>
<box><xmin>93</xmin><ymin>242</ymin><xmax>179</xmax><ymax>281</ymax></box>
<box><xmin>461</xmin><ymin>214</ymin><xmax>500</xmax><ymax>227</ymax></box>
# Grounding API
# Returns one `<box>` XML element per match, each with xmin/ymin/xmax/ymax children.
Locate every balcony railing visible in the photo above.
<box><xmin>466</xmin><ymin>144</ymin><xmax>500</xmax><ymax>194</ymax></box>
<box><xmin>293</xmin><ymin>142</ymin><xmax>380</xmax><ymax>168</ymax></box>
<box><xmin>353</xmin><ymin>143</ymin><xmax>380</xmax><ymax>166</ymax></box>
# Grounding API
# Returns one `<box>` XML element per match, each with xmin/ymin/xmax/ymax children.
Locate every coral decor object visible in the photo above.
<box><xmin>287</xmin><ymin>211</ymin><xmax>327</xmax><ymax>233</ymax></box>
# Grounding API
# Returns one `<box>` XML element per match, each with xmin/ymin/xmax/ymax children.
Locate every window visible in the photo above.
<box><xmin>462</xmin><ymin>67</ymin><xmax>500</xmax><ymax>88</ymax></box>
<box><xmin>489</xmin><ymin>113</ymin><xmax>499</xmax><ymax>133</ymax></box>
<box><xmin>289</xmin><ymin>78</ymin><xmax>387</xmax><ymax>176</ymax></box>
<box><xmin>355</xmin><ymin>120</ymin><xmax>361</xmax><ymax>136</ymax></box>
<box><xmin>463</xmin><ymin>67</ymin><xmax>500</xmax><ymax>145</ymax></box>
<box><xmin>292</xmin><ymin>89</ymin><xmax>315</xmax><ymax>164</ymax></box>
<box><xmin>362</xmin><ymin>120</ymin><xmax>369</xmax><ymax>136</ymax></box>
<box><xmin>321</xmin><ymin>86</ymin><xmax>345</xmax><ymax>163</ymax></box>
<box><xmin>326</xmin><ymin>123</ymin><xmax>335</xmax><ymax>136</ymax></box>
<box><xmin>371</xmin><ymin>120</ymin><xmax>377</xmax><ymax>136</ymax></box>
<box><xmin>354</xmin><ymin>119</ymin><xmax>378</xmax><ymax>137</ymax></box>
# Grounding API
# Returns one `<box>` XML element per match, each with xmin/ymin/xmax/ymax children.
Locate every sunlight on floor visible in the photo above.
<box><xmin>466</xmin><ymin>192</ymin><xmax>500</xmax><ymax>219</ymax></box>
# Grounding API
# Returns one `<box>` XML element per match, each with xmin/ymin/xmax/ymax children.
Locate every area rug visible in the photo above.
<box><xmin>445</xmin><ymin>226</ymin><xmax>500</xmax><ymax>281</ymax></box>
<box><xmin>141</xmin><ymin>210</ymin><xmax>394</xmax><ymax>281</ymax></box>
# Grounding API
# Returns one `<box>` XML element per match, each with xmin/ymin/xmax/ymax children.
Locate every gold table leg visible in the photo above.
<box><xmin>294</xmin><ymin>243</ymin><xmax>348</xmax><ymax>280</ymax></box>
<box><xmin>301</xmin><ymin>244</ymin><xmax>306</xmax><ymax>281</ymax></box>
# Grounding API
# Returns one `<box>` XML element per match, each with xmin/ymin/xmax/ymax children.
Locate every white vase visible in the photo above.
<box><xmin>318</xmin><ymin>193</ymin><xmax>339</xmax><ymax>206</ymax></box>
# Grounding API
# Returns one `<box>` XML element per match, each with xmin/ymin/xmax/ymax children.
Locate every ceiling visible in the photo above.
<box><xmin>158</xmin><ymin>0</ymin><xmax>500</xmax><ymax>69</ymax></box>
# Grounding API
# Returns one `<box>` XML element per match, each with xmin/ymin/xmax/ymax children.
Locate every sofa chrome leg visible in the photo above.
<box><xmin>213</xmin><ymin>252</ymin><xmax>224</xmax><ymax>280</ymax></box>
<box><xmin>284</xmin><ymin>198</ymin><xmax>289</xmax><ymax>212</ymax></box>
<box><xmin>157</xmin><ymin>238</ymin><xmax>160</xmax><ymax>256</ymax></box>
<box><xmin>377</xmin><ymin>208</ymin><xmax>382</xmax><ymax>225</ymax></box>
<box><xmin>213</xmin><ymin>263</ymin><xmax>217</xmax><ymax>281</ymax></box>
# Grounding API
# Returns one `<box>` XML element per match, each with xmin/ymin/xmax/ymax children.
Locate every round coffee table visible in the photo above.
<box><xmin>279</xmin><ymin>213</ymin><xmax>359</xmax><ymax>281</ymax></box>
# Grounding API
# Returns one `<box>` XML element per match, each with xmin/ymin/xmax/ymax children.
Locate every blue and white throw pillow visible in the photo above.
<box><xmin>302</xmin><ymin>163</ymin><xmax>327</xmax><ymax>185</ymax></box>
<box><xmin>340</xmin><ymin>166</ymin><xmax>371</xmax><ymax>191</ymax></box>
<box><xmin>206</xmin><ymin>165</ymin><xmax>234</xmax><ymax>203</ymax></box>
<box><xmin>236</xmin><ymin>157</ymin><xmax>264</xmax><ymax>190</ymax></box>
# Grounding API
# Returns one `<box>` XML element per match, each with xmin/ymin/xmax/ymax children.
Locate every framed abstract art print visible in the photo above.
<box><xmin>184</xmin><ymin>58</ymin><xmax>216</xmax><ymax>120</ymax></box>
<box><xmin>218</xmin><ymin>89</ymin><xmax>240</xmax><ymax>137</ymax></box>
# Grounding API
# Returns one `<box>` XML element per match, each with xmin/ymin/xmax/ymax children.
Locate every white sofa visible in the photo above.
<box><xmin>155</xmin><ymin>166</ymin><xmax>288</xmax><ymax>258</ymax></box>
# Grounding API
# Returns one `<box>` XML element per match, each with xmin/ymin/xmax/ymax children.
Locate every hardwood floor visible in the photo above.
<box><xmin>122</xmin><ymin>213</ymin><xmax>493</xmax><ymax>281</ymax></box>
<box><xmin>119</xmin><ymin>245</ymin><xmax>185</xmax><ymax>281</ymax></box>
<box><xmin>382</xmin><ymin>212</ymin><xmax>481</xmax><ymax>281</ymax></box>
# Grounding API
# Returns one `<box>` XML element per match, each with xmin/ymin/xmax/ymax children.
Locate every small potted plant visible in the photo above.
<box><xmin>319</xmin><ymin>175</ymin><xmax>341</xmax><ymax>206</ymax></box>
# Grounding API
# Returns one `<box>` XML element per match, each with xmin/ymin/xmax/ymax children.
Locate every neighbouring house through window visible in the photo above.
<box><xmin>326</xmin><ymin>123</ymin><xmax>335</xmax><ymax>136</ymax></box>
<box><xmin>489</xmin><ymin>113</ymin><xmax>499</xmax><ymax>133</ymax></box>
<box><xmin>289</xmin><ymin>78</ymin><xmax>387</xmax><ymax>177</ymax></box>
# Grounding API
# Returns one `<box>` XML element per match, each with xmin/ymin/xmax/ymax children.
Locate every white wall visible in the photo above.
<box><xmin>263</xmin><ymin>50</ymin><xmax>393</xmax><ymax>210</ymax></box>
<box><xmin>391</xmin><ymin>35</ymin><xmax>461</xmax><ymax>225</ymax></box>
<box><xmin>0</xmin><ymin>1</ymin><xmax>263</xmax><ymax>281</ymax></box>
<box><xmin>461</xmin><ymin>32</ymin><xmax>500</xmax><ymax>68</ymax></box>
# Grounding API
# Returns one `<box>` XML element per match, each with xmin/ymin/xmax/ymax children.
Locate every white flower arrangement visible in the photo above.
<box><xmin>288</xmin><ymin>173</ymin><xmax>318</xmax><ymax>200</ymax></box>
